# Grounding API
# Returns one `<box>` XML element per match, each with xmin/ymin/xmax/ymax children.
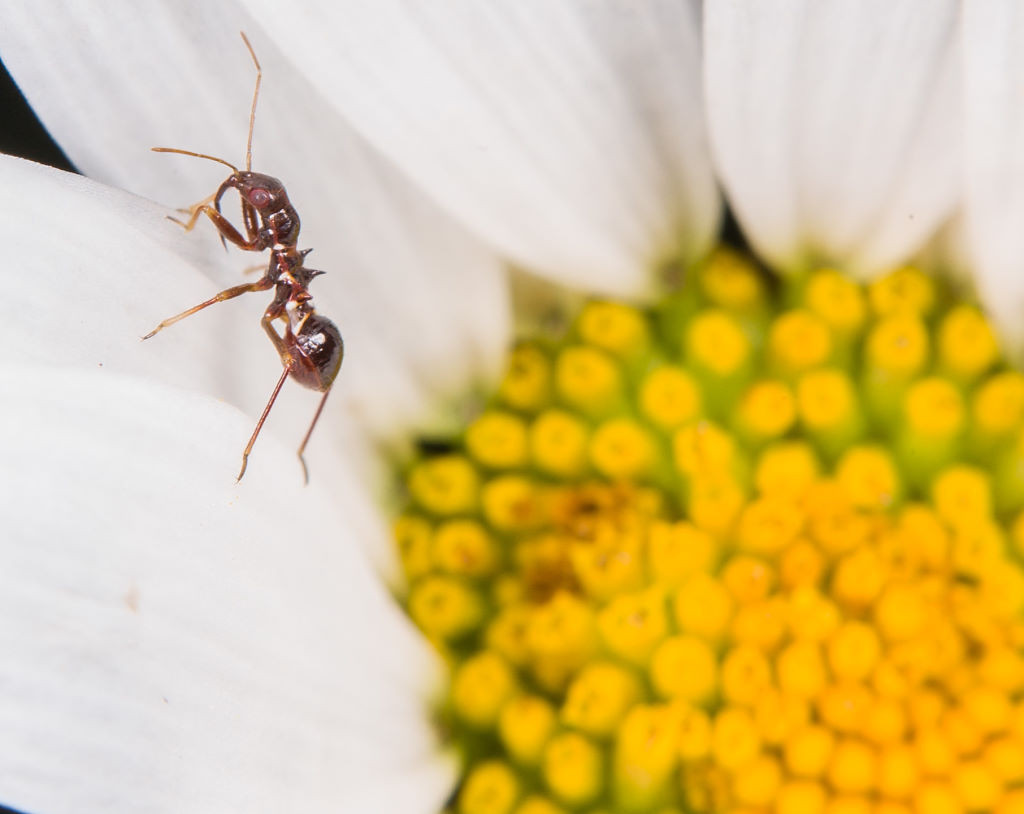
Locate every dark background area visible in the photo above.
<box><xmin>1</xmin><ymin>54</ymin><xmax>75</xmax><ymax>171</ymax></box>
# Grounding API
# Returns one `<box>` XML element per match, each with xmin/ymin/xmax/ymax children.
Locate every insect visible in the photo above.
<box><xmin>143</xmin><ymin>32</ymin><xmax>343</xmax><ymax>483</ymax></box>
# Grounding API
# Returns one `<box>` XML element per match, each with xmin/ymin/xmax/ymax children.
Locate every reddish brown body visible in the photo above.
<box><xmin>143</xmin><ymin>33</ymin><xmax>343</xmax><ymax>483</ymax></box>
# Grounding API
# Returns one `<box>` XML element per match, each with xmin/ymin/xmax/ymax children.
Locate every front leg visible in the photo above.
<box><xmin>169</xmin><ymin>199</ymin><xmax>266</xmax><ymax>252</ymax></box>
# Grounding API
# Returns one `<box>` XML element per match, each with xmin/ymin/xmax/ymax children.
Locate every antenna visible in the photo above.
<box><xmin>150</xmin><ymin>147</ymin><xmax>239</xmax><ymax>173</ymax></box>
<box><xmin>239</xmin><ymin>31</ymin><xmax>262</xmax><ymax>172</ymax></box>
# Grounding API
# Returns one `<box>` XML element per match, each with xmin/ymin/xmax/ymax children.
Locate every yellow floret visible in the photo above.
<box><xmin>736</xmin><ymin>379</ymin><xmax>797</xmax><ymax>442</ymax></box>
<box><xmin>649</xmin><ymin>635</ymin><xmax>718</xmax><ymax>702</ymax></box>
<box><xmin>868</xmin><ymin>266</ymin><xmax>935</xmax><ymax>317</ymax></box>
<box><xmin>409</xmin><ymin>454</ymin><xmax>480</xmax><ymax>515</ymax></box>
<box><xmin>486</xmin><ymin>604</ymin><xmax>533</xmax><ymax>666</ymax></box>
<box><xmin>433</xmin><ymin>519</ymin><xmax>500</xmax><ymax>578</ymax></box>
<box><xmin>731</xmin><ymin>754</ymin><xmax>782</xmax><ymax>808</ymax></box>
<box><xmin>972</xmin><ymin>371</ymin><xmax>1024</xmax><ymax>438</ymax></box>
<box><xmin>997</xmin><ymin>790</ymin><xmax>1024</xmax><ymax>814</ymax></box>
<box><xmin>817</xmin><ymin>682</ymin><xmax>873</xmax><ymax>734</ymax></box>
<box><xmin>769</xmin><ymin>309</ymin><xmax>833</xmax><ymax>375</ymax></box>
<box><xmin>874</xmin><ymin>582</ymin><xmax>929</xmax><ymax>641</ymax></box>
<box><xmin>578</xmin><ymin>301</ymin><xmax>650</xmax><ymax>360</ymax></box>
<box><xmin>875</xmin><ymin>802</ymin><xmax>912</xmax><ymax>814</ymax></box>
<box><xmin>871</xmin><ymin>658</ymin><xmax>911</xmax><ymax>699</ymax></box>
<box><xmin>720</xmin><ymin>645</ymin><xmax>773</xmax><ymax>706</ymax></box>
<box><xmin>862</xmin><ymin>697</ymin><xmax>907</xmax><ymax>745</ymax></box>
<box><xmin>711</xmin><ymin>706</ymin><xmax>762</xmax><ymax>769</ymax></box>
<box><xmin>721</xmin><ymin>554</ymin><xmax>776</xmax><ymax>603</ymax></box>
<box><xmin>453</xmin><ymin>652</ymin><xmax>518</xmax><ymax>729</ymax></box>
<box><xmin>467</xmin><ymin>411</ymin><xmax>530</xmax><ymax>470</ymax></box>
<box><xmin>755</xmin><ymin>441</ymin><xmax>821</xmax><ymax>499</ymax></box>
<box><xmin>876</xmin><ymin>743</ymin><xmax>919</xmax><ymax>799</ymax></box>
<box><xmin>597</xmin><ymin>588</ymin><xmax>668</xmax><ymax>665</ymax></box>
<box><xmin>913</xmin><ymin>782</ymin><xmax>962</xmax><ymax>814</ymax></box>
<box><xmin>903</xmin><ymin>376</ymin><xmax>965</xmax><ymax>437</ymax></box>
<box><xmin>753</xmin><ymin>689</ymin><xmax>810</xmax><ymax>745</ymax></box>
<box><xmin>512</xmin><ymin>796</ymin><xmax>567</xmax><ymax>814</ymax></box>
<box><xmin>499</xmin><ymin>695</ymin><xmax>557</xmax><ymax>766</ymax></box>
<box><xmin>674</xmin><ymin>573</ymin><xmax>734</xmax><ymax>641</ymax></box>
<box><xmin>823</xmin><ymin>796</ymin><xmax>872</xmax><ymax>814</ymax></box>
<box><xmin>646</xmin><ymin>521</ymin><xmax>718</xmax><ymax>587</ymax></box>
<box><xmin>526</xmin><ymin>592</ymin><xmax>598</xmax><ymax>692</ymax></box>
<box><xmin>561</xmin><ymin>661</ymin><xmax>642</xmax><ymax>738</ymax></box>
<box><xmin>830</xmin><ymin>547</ymin><xmax>886</xmax><ymax>610</ymax></box>
<box><xmin>897</xmin><ymin>502</ymin><xmax>951</xmax><ymax>568</ymax></box>
<box><xmin>914</xmin><ymin>728</ymin><xmax>957</xmax><ymax>777</ymax></box>
<box><xmin>775</xmin><ymin>780</ymin><xmax>827</xmax><ymax>814</ymax></box>
<box><xmin>804</xmin><ymin>268</ymin><xmax>867</xmax><ymax>336</ymax></box>
<box><xmin>639</xmin><ymin>365</ymin><xmax>703</xmax><ymax>429</ymax></box>
<box><xmin>865</xmin><ymin>315</ymin><xmax>929</xmax><ymax>377</ymax></box>
<box><xmin>570</xmin><ymin>532</ymin><xmax>645</xmax><ymax>603</ymax></box>
<box><xmin>827</xmin><ymin>738</ymin><xmax>877</xmax><ymax>794</ymax></box>
<box><xmin>555</xmin><ymin>345</ymin><xmax>623</xmax><ymax>416</ymax></box>
<box><xmin>776</xmin><ymin>640</ymin><xmax>829</xmax><ymax>698</ymax></box>
<box><xmin>499</xmin><ymin>344</ymin><xmax>551</xmax><ymax>412</ymax></box>
<box><xmin>784</xmin><ymin>724</ymin><xmax>835</xmax><ymax>778</ymax></box>
<box><xmin>938</xmin><ymin>305</ymin><xmax>999</xmax><ymax>382</ymax></box>
<box><xmin>394</xmin><ymin>514</ymin><xmax>434</xmax><ymax>580</ymax></box>
<box><xmin>778</xmin><ymin>541</ymin><xmax>827</xmax><ymax>589</ymax></box>
<box><xmin>699</xmin><ymin>247</ymin><xmax>766</xmax><ymax>310</ymax></box>
<box><xmin>408</xmin><ymin>575</ymin><xmax>483</xmax><ymax>640</ymax></box>
<box><xmin>835</xmin><ymin>445</ymin><xmax>900</xmax><ymax>509</ymax></box>
<box><xmin>589</xmin><ymin>417</ymin><xmax>657</xmax><ymax>480</ymax></box>
<box><xmin>686</xmin><ymin>309</ymin><xmax>751</xmax><ymax>377</ymax></box>
<box><xmin>736</xmin><ymin>496</ymin><xmax>804</xmax><ymax>554</ymax></box>
<box><xmin>542</xmin><ymin>732</ymin><xmax>603</xmax><ymax>807</ymax></box>
<box><xmin>482</xmin><ymin>475</ymin><xmax>545</xmax><ymax>533</ymax></box>
<box><xmin>827</xmin><ymin>621</ymin><xmax>882</xmax><ymax>681</ymax></box>
<box><xmin>672</xmin><ymin>420</ymin><xmax>738</xmax><ymax>477</ymax></box>
<box><xmin>983</xmin><ymin>736</ymin><xmax>1024</xmax><ymax>784</ymax></box>
<box><xmin>797</xmin><ymin>368</ymin><xmax>862</xmax><ymax>454</ymax></box>
<box><xmin>962</xmin><ymin>684</ymin><xmax>1012</xmax><ymax>735</ymax></box>
<box><xmin>614</xmin><ymin>704</ymin><xmax>680</xmax><ymax>809</ymax></box>
<box><xmin>941</xmin><ymin>707</ymin><xmax>985</xmax><ymax>757</ymax></box>
<box><xmin>676</xmin><ymin>703</ymin><xmax>713</xmax><ymax>760</ymax></box>
<box><xmin>951</xmin><ymin>760</ymin><xmax>1002</xmax><ymax>812</ymax></box>
<box><xmin>687</xmin><ymin>473</ymin><xmax>747</xmax><ymax>538</ymax></box>
<box><xmin>931</xmin><ymin>464</ymin><xmax>992</xmax><ymax>529</ymax></box>
<box><xmin>785</xmin><ymin>587</ymin><xmax>841</xmax><ymax>641</ymax></box>
<box><xmin>460</xmin><ymin>761</ymin><xmax>521</xmax><ymax>814</ymax></box>
<box><xmin>529</xmin><ymin>409</ymin><xmax>589</xmax><ymax>478</ymax></box>
<box><xmin>731</xmin><ymin>597</ymin><xmax>788</xmax><ymax>651</ymax></box>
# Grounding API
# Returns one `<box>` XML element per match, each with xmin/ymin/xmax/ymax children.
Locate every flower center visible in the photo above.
<box><xmin>394</xmin><ymin>250</ymin><xmax>1024</xmax><ymax>814</ymax></box>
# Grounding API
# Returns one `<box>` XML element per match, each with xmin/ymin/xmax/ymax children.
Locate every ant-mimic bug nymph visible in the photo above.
<box><xmin>144</xmin><ymin>32</ymin><xmax>343</xmax><ymax>484</ymax></box>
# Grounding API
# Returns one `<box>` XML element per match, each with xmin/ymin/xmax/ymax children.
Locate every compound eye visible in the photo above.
<box><xmin>248</xmin><ymin>187</ymin><xmax>272</xmax><ymax>208</ymax></box>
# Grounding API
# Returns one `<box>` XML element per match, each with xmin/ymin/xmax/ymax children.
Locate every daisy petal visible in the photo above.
<box><xmin>0</xmin><ymin>155</ymin><xmax>262</xmax><ymax>404</ymax></box>
<box><xmin>238</xmin><ymin>0</ymin><xmax>720</xmax><ymax>293</ymax></box>
<box><xmin>1</xmin><ymin>10</ymin><xmax>512</xmax><ymax>429</ymax></box>
<box><xmin>0</xmin><ymin>366</ymin><xmax>451</xmax><ymax>814</ymax></box>
<box><xmin>963</xmin><ymin>1</ymin><xmax>1024</xmax><ymax>348</ymax></box>
<box><xmin>0</xmin><ymin>2</ymin><xmax>252</xmax><ymax>196</ymax></box>
<box><xmin>705</xmin><ymin>0</ymin><xmax>961</xmax><ymax>276</ymax></box>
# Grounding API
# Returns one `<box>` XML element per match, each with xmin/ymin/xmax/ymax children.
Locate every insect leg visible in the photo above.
<box><xmin>296</xmin><ymin>387</ymin><xmax>333</xmax><ymax>485</ymax></box>
<box><xmin>237</xmin><ymin>363</ymin><xmax>292</xmax><ymax>482</ymax></box>
<box><xmin>142</xmin><ymin>277</ymin><xmax>274</xmax><ymax>339</ymax></box>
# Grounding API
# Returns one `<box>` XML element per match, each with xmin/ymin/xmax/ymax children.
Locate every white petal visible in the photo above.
<box><xmin>0</xmin><ymin>155</ymin><xmax>260</xmax><ymax>404</ymax></box>
<box><xmin>963</xmin><ymin>2</ymin><xmax>1024</xmax><ymax>348</ymax></box>
<box><xmin>238</xmin><ymin>0</ymin><xmax>720</xmax><ymax>293</ymax></box>
<box><xmin>705</xmin><ymin>0</ymin><xmax>961</xmax><ymax>276</ymax></box>
<box><xmin>1</xmin><ymin>9</ymin><xmax>512</xmax><ymax>430</ymax></box>
<box><xmin>0</xmin><ymin>366</ymin><xmax>453</xmax><ymax>814</ymax></box>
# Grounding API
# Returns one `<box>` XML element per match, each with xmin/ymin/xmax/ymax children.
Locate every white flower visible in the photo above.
<box><xmin>0</xmin><ymin>1</ymin><xmax>1020</xmax><ymax>812</ymax></box>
